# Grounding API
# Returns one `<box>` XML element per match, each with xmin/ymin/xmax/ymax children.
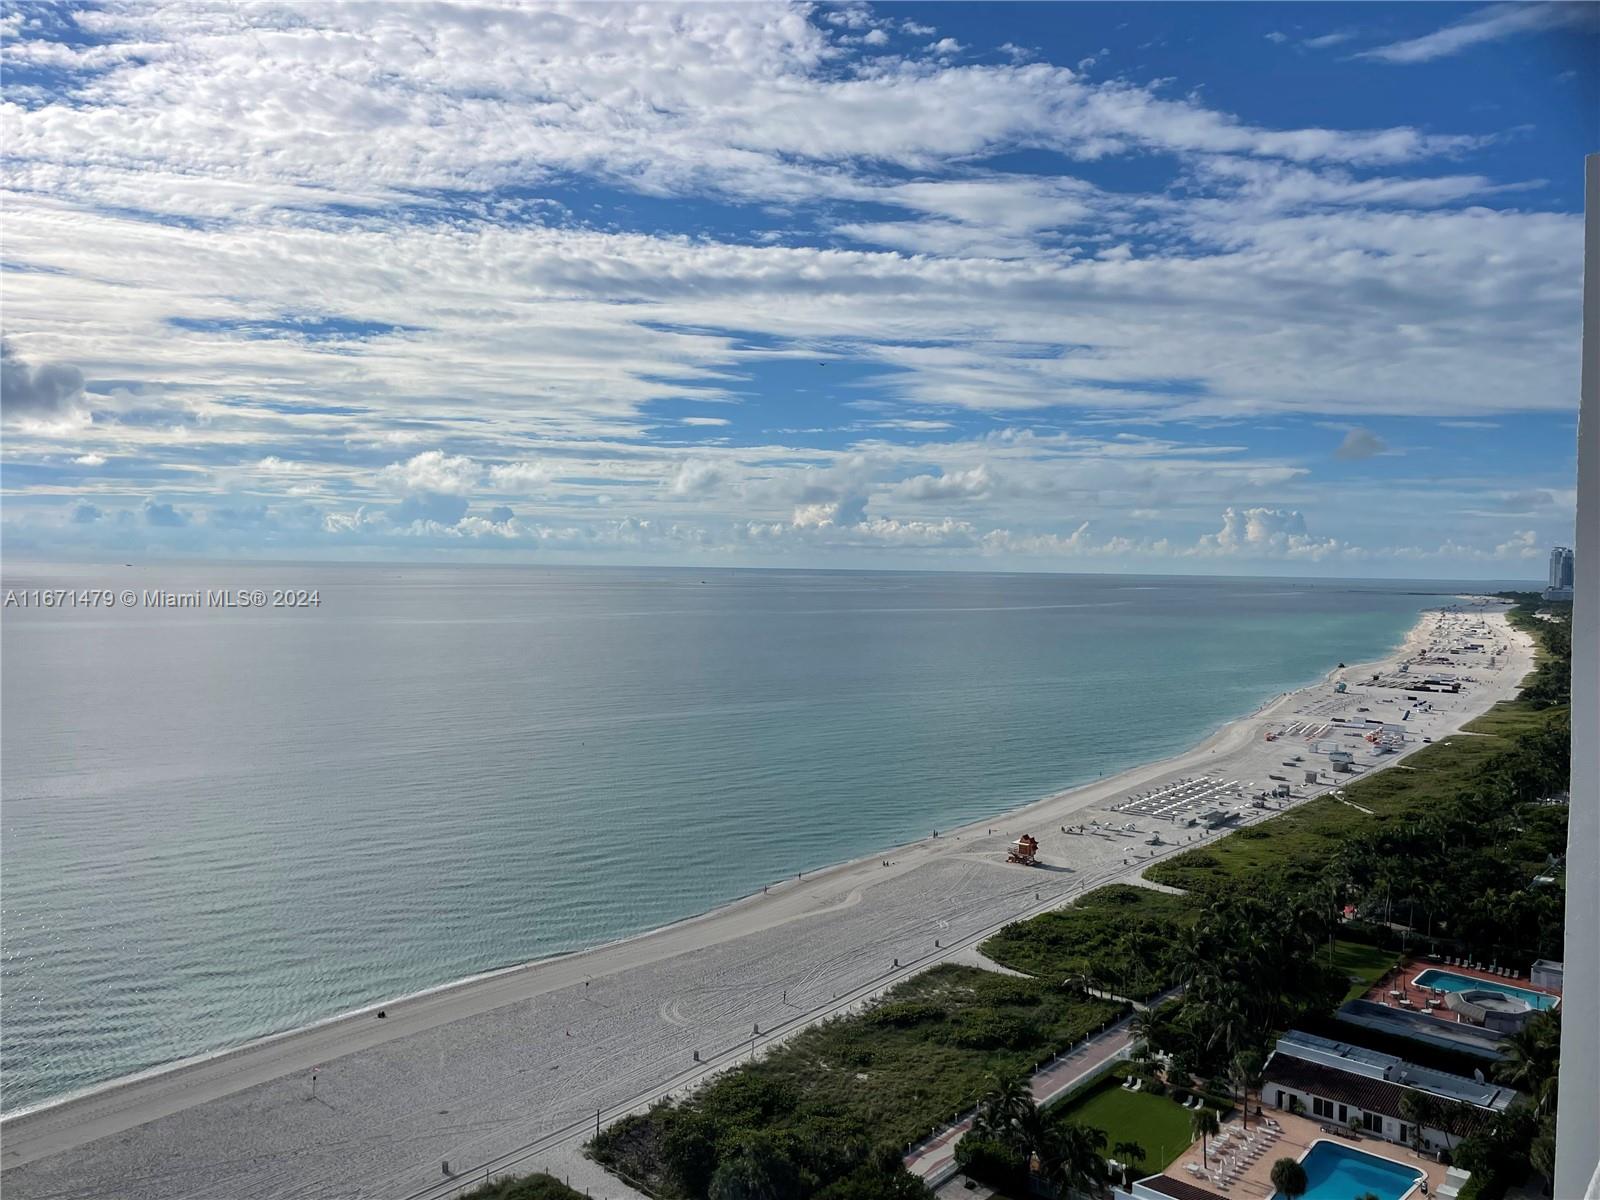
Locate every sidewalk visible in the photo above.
<box><xmin>903</xmin><ymin>1016</ymin><xmax>1137</xmax><ymax>1187</ymax></box>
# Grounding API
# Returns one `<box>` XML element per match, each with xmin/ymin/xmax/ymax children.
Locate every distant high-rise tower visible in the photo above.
<box><xmin>1545</xmin><ymin>546</ymin><xmax>1575</xmax><ymax>600</ymax></box>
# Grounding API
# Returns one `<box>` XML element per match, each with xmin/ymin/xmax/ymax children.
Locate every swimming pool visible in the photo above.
<box><xmin>1413</xmin><ymin>968</ymin><xmax>1560</xmax><ymax>1010</ymax></box>
<box><xmin>1274</xmin><ymin>1141</ymin><xmax>1425</xmax><ymax>1200</ymax></box>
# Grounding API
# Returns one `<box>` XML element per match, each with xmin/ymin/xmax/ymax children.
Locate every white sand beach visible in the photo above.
<box><xmin>0</xmin><ymin>602</ymin><xmax>1533</xmax><ymax>1200</ymax></box>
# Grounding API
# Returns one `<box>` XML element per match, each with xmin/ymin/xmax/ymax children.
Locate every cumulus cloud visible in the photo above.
<box><xmin>71</xmin><ymin>501</ymin><xmax>103</xmax><ymax>523</ymax></box>
<box><xmin>1493</xmin><ymin>529</ymin><xmax>1541</xmax><ymax>559</ymax></box>
<box><xmin>1</xmin><ymin>341</ymin><xmax>88</xmax><ymax>424</ymax></box>
<box><xmin>892</xmin><ymin>464</ymin><xmax>996</xmax><ymax>502</ymax></box>
<box><xmin>142</xmin><ymin>499</ymin><xmax>189</xmax><ymax>527</ymax></box>
<box><xmin>665</xmin><ymin>460</ymin><xmax>727</xmax><ymax>498</ymax></box>
<box><xmin>1334</xmin><ymin>427</ymin><xmax>1387</xmax><ymax>460</ymax></box>
<box><xmin>382</xmin><ymin>450</ymin><xmax>480</xmax><ymax>495</ymax></box>
<box><xmin>1197</xmin><ymin>506</ymin><xmax>1345</xmax><ymax>559</ymax></box>
<box><xmin>73</xmin><ymin>452</ymin><xmax>107</xmax><ymax>466</ymax></box>
<box><xmin>792</xmin><ymin>495</ymin><xmax>869</xmax><ymax>527</ymax></box>
<box><xmin>393</xmin><ymin>493</ymin><xmax>470</xmax><ymax>527</ymax></box>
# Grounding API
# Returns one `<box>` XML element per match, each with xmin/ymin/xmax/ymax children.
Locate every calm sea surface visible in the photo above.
<box><xmin>0</xmin><ymin>564</ymin><xmax>1515</xmax><ymax>1111</ymax></box>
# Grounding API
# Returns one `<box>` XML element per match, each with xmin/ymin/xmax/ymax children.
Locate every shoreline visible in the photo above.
<box><xmin>0</xmin><ymin>604</ymin><xmax>1424</xmax><ymax>1123</ymax></box>
<box><xmin>0</xmin><ymin>600</ymin><xmax>1533</xmax><ymax>1194</ymax></box>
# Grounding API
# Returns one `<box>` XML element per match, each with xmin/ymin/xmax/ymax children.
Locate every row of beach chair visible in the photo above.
<box><xmin>1208</xmin><ymin>1123</ymin><xmax>1284</xmax><ymax>1190</ymax></box>
<box><xmin>1442</xmin><ymin>955</ymin><xmax>1521</xmax><ymax>977</ymax></box>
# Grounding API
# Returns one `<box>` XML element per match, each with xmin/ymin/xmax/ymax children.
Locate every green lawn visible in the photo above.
<box><xmin>1049</xmin><ymin>1070</ymin><xmax>1196</xmax><ymax>1172</ymax></box>
<box><xmin>1327</xmin><ymin>938</ymin><xmax>1400</xmax><ymax>1002</ymax></box>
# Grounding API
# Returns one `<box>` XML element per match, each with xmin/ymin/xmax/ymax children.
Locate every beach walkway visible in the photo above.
<box><xmin>903</xmin><ymin>1012</ymin><xmax>1138</xmax><ymax>1187</ymax></box>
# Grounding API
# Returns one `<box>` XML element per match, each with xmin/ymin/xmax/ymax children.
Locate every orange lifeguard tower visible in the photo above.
<box><xmin>1007</xmin><ymin>834</ymin><xmax>1041</xmax><ymax>866</ymax></box>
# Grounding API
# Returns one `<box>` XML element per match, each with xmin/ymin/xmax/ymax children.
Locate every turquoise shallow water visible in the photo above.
<box><xmin>0</xmin><ymin>564</ymin><xmax>1515</xmax><ymax>1112</ymax></box>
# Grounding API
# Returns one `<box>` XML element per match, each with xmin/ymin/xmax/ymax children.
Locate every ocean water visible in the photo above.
<box><xmin>0</xmin><ymin>564</ymin><xmax>1510</xmax><ymax>1112</ymax></box>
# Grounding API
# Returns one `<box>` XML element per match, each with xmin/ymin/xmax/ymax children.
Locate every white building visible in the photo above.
<box><xmin>1261</xmin><ymin>1031</ymin><xmax>1513</xmax><ymax>1156</ymax></box>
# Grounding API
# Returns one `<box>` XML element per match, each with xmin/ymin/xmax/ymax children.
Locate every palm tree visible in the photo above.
<box><xmin>1173</xmin><ymin>924</ymin><xmax>1216</xmax><ymax>996</ymax></box>
<box><xmin>1270</xmin><ymin>1156</ymin><xmax>1309</xmax><ymax>1199</ymax></box>
<box><xmin>1127</xmin><ymin>1006</ymin><xmax>1158</xmax><ymax>1054</ymax></box>
<box><xmin>1206</xmin><ymin>991</ymin><xmax>1251</xmax><ymax>1066</ymax></box>
<box><xmin>1231</xmin><ymin>1049</ymin><xmax>1264</xmax><ymax>1131</ymax></box>
<box><xmin>1039</xmin><ymin>1119</ymin><xmax>1108</xmax><ymax>1197</ymax></box>
<box><xmin>1530</xmin><ymin>1114</ymin><xmax>1557</xmax><ymax>1196</ymax></box>
<box><xmin>1112</xmin><ymin>1140</ymin><xmax>1147</xmax><ymax>1189</ymax></box>
<box><xmin>1191</xmin><ymin>1107</ymin><xmax>1220</xmax><ymax>1163</ymax></box>
<box><xmin>1496</xmin><ymin>1012</ymin><xmax>1561</xmax><ymax>1113</ymax></box>
<box><xmin>1399</xmin><ymin>1091</ymin><xmax>1433</xmax><ymax>1150</ymax></box>
<box><xmin>973</xmin><ymin>1071</ymin><xmax>1033</xmax><ymax>1141</ymax></box>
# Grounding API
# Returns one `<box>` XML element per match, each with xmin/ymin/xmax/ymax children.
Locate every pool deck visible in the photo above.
<box><xmin>1155</xmin><ymin>1108</ymin><xmax>1445</xmax><ymax>1199</ymax></box>
<box><xmin>1364</xmin><ymin>956</ymin><xmax>1560</xmax><ymax>1022</ymax></box>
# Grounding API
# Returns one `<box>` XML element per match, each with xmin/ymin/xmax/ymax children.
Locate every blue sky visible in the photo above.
<box><xmin>1</xmin><ymin>1</ymin><xmax>1594</xmax><ymax>577</ymax></box>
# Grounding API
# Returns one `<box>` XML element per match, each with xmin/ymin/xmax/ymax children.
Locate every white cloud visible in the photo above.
<box><xmin>1358</xmin><ymin>3</ymin><xmax>1594</xmax><ymax>64</ymax></box>
<box><xmin>892</xmin><ymin>464</ymin><xmax>996</xmax><ymax>502</ymax></box>
<box><xmin>665</xmin><ymin>460</ymin><xmax>728</xmax><ymax>498</ymax></box>
<box><xmin>1196</xmin><ymin>506</ymin><xmax>1346</xmax><ymax>560</ymax></box>
<box><xmin>382</xmin><ymin>450</ymin><xmax>480</xmax><ymax>496</ymax></box>
<box><xmin>73</xmin><ymin>452</ymin><xmax>107</xmax><ymax>466</ymax></box>
<box><xmin>487</xmin><ymin>461</ymin><xmax>550</xmax><ymax>491</ymax></box>
<box><xmin>791</xmin><ymin>494</ymin><xmax>869</xmax><ymax>527</ymax></box>
<box><xmin>1302</xmin><ymin>30</ymin><xmax>1357</xmax><ymax>50</ymax></box>
<box><xmin>0</xmin><ymin>1</ymin><xmax>1578</xmax><ymax>575</ymax></box>
<box><xmin>1493</xmin><ymin>529</ymin><xmax>1541</xmax><ymax>559</ymax></box>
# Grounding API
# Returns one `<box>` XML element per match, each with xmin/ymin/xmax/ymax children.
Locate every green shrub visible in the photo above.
<box><xmin>456</xmin><ymin>1172</ymin><xmax>589</xmax><ymax>1200</ymax></box>
<box><xmin>953</xmin><ymin>1133</ymin><xmax>1029</xmax><ymax>1193</ymax></box>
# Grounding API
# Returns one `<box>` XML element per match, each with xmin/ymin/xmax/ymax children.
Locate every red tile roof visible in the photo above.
<box><xmin>1263</xmin><ymin>1055</ymin><xmax>1493</xmax><ymax>1138</ymax></box>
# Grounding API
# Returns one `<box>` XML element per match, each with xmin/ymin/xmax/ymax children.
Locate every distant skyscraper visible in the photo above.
<box><xmin>1545</xmin><ymin>546</ymin><xmax>1575</xmax><ymax>601</ymax></box>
